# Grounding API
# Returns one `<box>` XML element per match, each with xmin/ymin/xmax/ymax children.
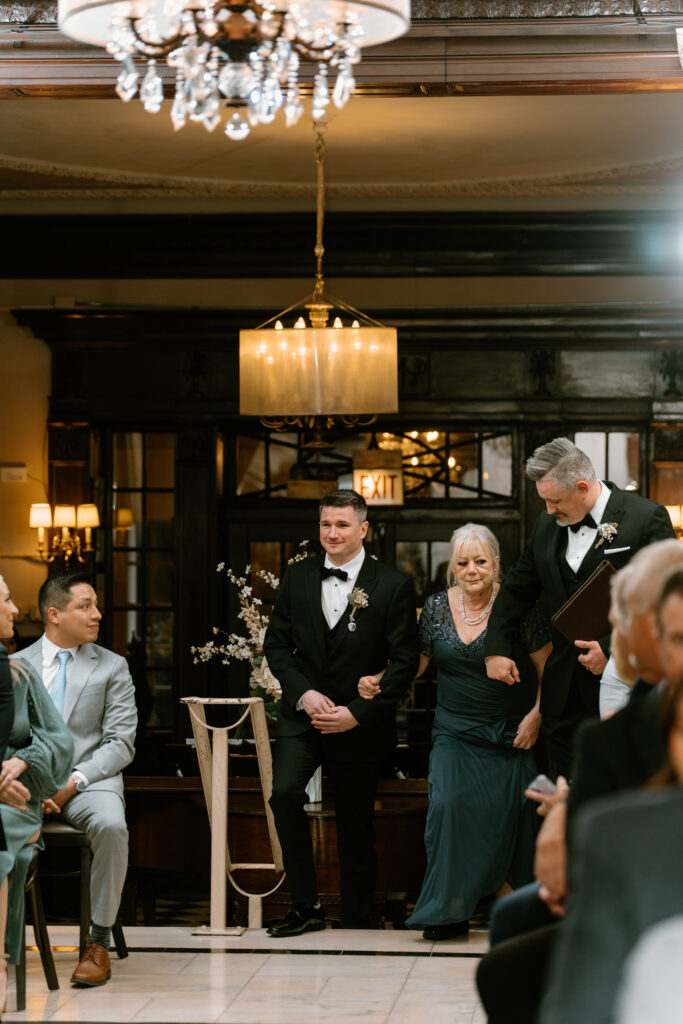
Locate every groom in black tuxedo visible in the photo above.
<box><xmin>264</xmin><ymin>489</ymin><xmax>419</xmax><ymax>936</ymax></box>
<box><xmin>485</xmin><ymin>437</ymin><xmax>674</xmax><ymax>779</ymax></box>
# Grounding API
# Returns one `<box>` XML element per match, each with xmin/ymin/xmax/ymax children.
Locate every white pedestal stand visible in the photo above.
<box><xmin>181</xmin><ymin>697</ymin><xmax>285</xmax><ymax>935</ymax></box>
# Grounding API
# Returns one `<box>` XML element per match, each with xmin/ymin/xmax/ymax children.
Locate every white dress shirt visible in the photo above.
<box><xmin>40</xmin><ymin>633</ymin><xmax>88</xmax><ymax>789</ymax></box>
<box><xmin>321</xmin><ymin>547</ymin><xmax>366</xmax><ymax>629</ymax></box>
<box><xmin>564</xmin><ymin>481</ymin><xmax>611</xmax><ymax>572</ymax></box>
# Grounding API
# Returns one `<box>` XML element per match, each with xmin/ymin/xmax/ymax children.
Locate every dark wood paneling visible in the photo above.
<box><xmin>5</xmin><ymin>211</ymin><xmax>683</xmax><ymax>278</ymax></box>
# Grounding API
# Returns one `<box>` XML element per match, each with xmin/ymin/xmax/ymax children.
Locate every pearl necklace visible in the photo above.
<box><xmin>458</xmin><ymin>585</ymin><xmax>495</xmax><ymax>626</ymax></box>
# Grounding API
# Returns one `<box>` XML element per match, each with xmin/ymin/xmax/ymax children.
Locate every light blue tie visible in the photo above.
<box><xmin>51</xmin><ymin>649</ymin><xmax>71</xmax><ymax>717</ymax></box>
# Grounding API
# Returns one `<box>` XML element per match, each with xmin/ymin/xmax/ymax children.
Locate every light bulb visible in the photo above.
<box><xmin>294</xmin><ymin>317</ymin><xmax>306</xmax><ymax>328</ymax></box>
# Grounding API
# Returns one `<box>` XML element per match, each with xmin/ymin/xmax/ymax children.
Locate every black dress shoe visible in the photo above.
<box><xmin>422</xmin><ymin>921</ymin><xmax>469</xmax><ymax>940</ymax></box>
<box><xmin>266</xmin><ymin>905</ymin><xmax>326</xmax><ymax>938</ymax></box>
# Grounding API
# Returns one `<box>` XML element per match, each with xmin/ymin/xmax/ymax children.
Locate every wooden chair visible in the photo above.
<box><xmin>16</xmin><ymin>848</ymin><xmax>59</xmax><ymax>1012</ymax></box>
<box><xmin>40</xmin><ymin>820</ymin><xmax>128</xmax><ymax>958</ymax></box>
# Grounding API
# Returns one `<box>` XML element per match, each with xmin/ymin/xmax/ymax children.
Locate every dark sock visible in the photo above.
<box><xmin>90</xmin><ymin>923</ymin><xmax>111</xmax><ymax>950</ymax></box>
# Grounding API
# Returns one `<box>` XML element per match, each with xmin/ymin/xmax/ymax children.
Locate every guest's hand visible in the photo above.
<box><xmin>301</xmin><ymin>690</ymin><xmax>336</xmax><ymax>718</ymax></box>
<box><xmin>538</xmin><ymin>885</ymin><xmax>566</xmax><ymax>918</ymax></box>
<box><xmin>534</xmin><ymin>801</ymin><xmax>568</xmax><ymax>912</ymax></box>
<box><xmin>311</xmin><ymin>707</ymin><xmax>359</xmax><ymax>733</ymax></box>
<box><xmin>525</xmin><ymin>775</ymin><xmax>569</xmax><ymax>817</ymax></box>
<box><xmin>574</xmin><ymin>639</ymin><xmax>608</xmax><ymax>675</ymax></box>
<box><xmin>0</xmin><ymin>778</ymin><xmax>31</xmax><ymax>811</ymax></box>
<box><xmin>43</xmin><ymin>778</ymin><xmax>78</xmax><ymax>813</ymax></box>
<box><xmin>358</xmin><ymin>675</ymin><xmax>382</xmax><ymax>700</ymax></box>
<box><xmin>486</xmin><ymin>656</ymin><xmax>520</xmax><ymax>685</ymax></box>
<box><xmin>513</xmin><ymin>708</ymin><xmax>542</xmax><ymax>749</ymax></box>
<box><xmin>0</xmin><ymin>756</ymin><xmax>28</xmax><ymax>792</ymax></box>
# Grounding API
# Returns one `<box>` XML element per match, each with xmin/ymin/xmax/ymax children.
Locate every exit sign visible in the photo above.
<box><xmin>353</xmin><ymin>451</ymin><xmax>404</xmax><ymax>506</ymax></box>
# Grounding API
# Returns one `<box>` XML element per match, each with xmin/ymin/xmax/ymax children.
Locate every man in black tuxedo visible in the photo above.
<box><xmin>485</xmin><ymin>436</ymin><xmax>674</xmax><ymax>779</ymax></box>
<box><xmin>263</xmin><ymin>489</ymin><xmax>419</xmax><ymax>937</ymax></box>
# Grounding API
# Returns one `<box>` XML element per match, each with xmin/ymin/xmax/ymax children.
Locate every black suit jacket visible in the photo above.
<box><xmin>567</xmin><ymin>679</ymin><xmax>665</xmax><ymax>820</ymax></box>
<box><xmin>485</xmin><ymin>484</ymin><xmax>674</xmax><ymax>716</ymax></box>
<box><xmin>264</xmin><ymin>551</ymin><xmax>419</xmax><ymax>762</ymax></box>
<box><xmin>540</xmin><ymin>786</ymin><xmax>683</xmax><ymax>1024</ymax></box>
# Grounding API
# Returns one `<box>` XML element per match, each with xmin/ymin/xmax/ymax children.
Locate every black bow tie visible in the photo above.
<box><xmin>569</xmin><ymin>513</ymin><xmax>598</xmax><ymax>533</ymax></box>
<box><xmin>320</xmin><ymin>566</ymin><xmax>348</xmax><ymax>582</ymax></box>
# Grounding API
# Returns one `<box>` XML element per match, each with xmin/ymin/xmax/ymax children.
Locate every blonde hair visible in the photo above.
<box><xmin>447</xmin><ymin>523</ymin><xmax>500</xmax><ymax>587</ymax></box>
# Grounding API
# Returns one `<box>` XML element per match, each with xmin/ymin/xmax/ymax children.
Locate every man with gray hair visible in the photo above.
<box><xmin>485</xmin><ymin>436</ymin><xmax>674</xmax><ymax>778</ymax></box>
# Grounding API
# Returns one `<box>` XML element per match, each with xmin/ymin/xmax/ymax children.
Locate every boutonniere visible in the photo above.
<box><xmin>347</xmin><ymin>588</ymin><xmax>369</xmax><ymax>631</ymax></box>
<box><xmin>595</xmin><ymin>522</ymin><xmax>619</xmax><ymax>549</ymax></box>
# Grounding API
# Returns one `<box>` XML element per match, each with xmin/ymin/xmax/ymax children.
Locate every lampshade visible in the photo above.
<box><xmin>76</xmin><ymin>504</ymin><xmax>101</xmax><ymax>529</ymax></box>
<box><xmin>240</xmin><ymin>325</ymin><xmax>398</xmax><ymax>417</ymax></box>
<box><xmin>59</xmin><ymin>0</ymin><xmax>410</xmax><ymax>49</ymax></box>
<box><xmin>53</xmin><ymin>505</ymin><xmax>77</xmax><ymax>529</ymax></box>
<box><xmin>114</xmin><ymin>507</ymin><xmax>134</xmax><ymax>530</ymax></box>
<box><xmin>29</xmin><ymin>503</ymin><xmax>52</xmax><ymax>529</ymax></box>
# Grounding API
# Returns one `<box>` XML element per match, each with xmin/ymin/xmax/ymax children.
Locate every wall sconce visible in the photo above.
<box><xmin>29</xmin><ymin>502</ymin><xmax>100</xmax><ymax>567</ymax></box>
<box><xmin>666</xmin><ymin>505</ymin><xmax>683</xmax><ymax>539</ymax></box>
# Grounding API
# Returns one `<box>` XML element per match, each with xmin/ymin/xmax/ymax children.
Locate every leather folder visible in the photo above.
<box><xmin>551</xmin><ymin>559</ymin><xmax>617</xmax><ymax>642</ymax></box>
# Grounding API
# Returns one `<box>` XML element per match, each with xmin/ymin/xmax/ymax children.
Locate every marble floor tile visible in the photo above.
<box><xmin>255</xmin><ymin>953</ymin><xmax>416</xmax><ymax>978</ymax></box>
<box><xmin>317</xmin><ymin>975</ymin><xmax>407</xmax><ymax>1003</ymax></box>
<box><xmin>47</xmin><ymin>992</ymin><xmax>154</xmax><ymax>1022</ymax></box>
<box><xmin>217</xmin><ymin>993</ymin><xmax>392</xmax><ymax>1024</ymax></box>
<box><xmin>177</xmin><ymin>952</ymin><xmax>269</xmax><ymax>978</ymax></box>
<box><xmin>131</xmin><ymin>991</ymin><xmax>237</xmax><ymax>1022</ymax></box>
<box><xmin>6</xmin><ymin>927</ymin><xmax>488</xmax><ymax>1024</ymax></box>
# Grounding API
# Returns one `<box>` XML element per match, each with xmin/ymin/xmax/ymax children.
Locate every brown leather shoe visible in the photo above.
<box><xmin>71</xmin><ymin>939</ymin><xmax>111</xmax><ymax>986</ymax></box>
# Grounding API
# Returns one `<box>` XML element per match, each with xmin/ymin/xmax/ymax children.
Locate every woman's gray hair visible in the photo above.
<box><xmin>622</xmin><ymin>539</ymin><xmax>683</xmax><ymax>620</ymax></box>
<box><xmin>447</xmin><ymin>523</ymin><xmax>501</xmax><ymax>587</ymax></box>
<box><xmin>609</xmin><ymin>563</ymin><xmax>636</xmax><ymax>633</ymax></box>
<box><xmin>525</xmin><ymin>437</ymin><xmax>596</xmax><ymax>490</ymax></box>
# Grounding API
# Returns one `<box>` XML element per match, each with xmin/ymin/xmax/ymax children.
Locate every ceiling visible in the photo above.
<box><xmin>3</xmin><ymin>8</ymin><xmax>683</xmax><ymax>210</ymax></box>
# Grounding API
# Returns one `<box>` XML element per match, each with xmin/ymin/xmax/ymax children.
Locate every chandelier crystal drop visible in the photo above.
<box><xmin>58</xmin><ymin>0</ymin><xmax>410</xmax><ymax>140</ymax></box>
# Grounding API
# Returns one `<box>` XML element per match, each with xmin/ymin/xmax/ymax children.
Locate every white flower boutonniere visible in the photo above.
<box><xmin>347</xmin><ymin>587</ymin><xmax>369</xmax><ymax>632</ymax></box>
<box><xmin>595</xmin><ymin>522</ymin><xmax>619</xmax><ymax>550</ymax></box>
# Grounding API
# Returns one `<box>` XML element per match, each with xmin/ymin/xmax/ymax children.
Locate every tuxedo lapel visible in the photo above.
<box><xmin>325</xmin><ymin>552</ymin><xmax>379</xmax><ymax>662</ymax></box>
<box><xmin>576</xmin><ymin>484</ymin><xmax>626</xmax><ymax>581</ymax></box>
<box><xmin>543</xmin><ymin>517</ymin><xmax>567</xmax><ymax>597</ymax></box>
<box><xmin>63</xmin><ymin>643</ymin><xmax>98</xmax><ymax>723</ymax></box>
<box><xmin>304</xmin><ymin>556</ymin><xmax>329</xmax><ymax>667</ymax></box>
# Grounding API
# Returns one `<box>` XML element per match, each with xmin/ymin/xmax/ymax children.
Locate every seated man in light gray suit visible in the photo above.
<box><xmin>14</xmin><ymin>571</ymin><xmax>137</xmax><ymax>987</ymax></box>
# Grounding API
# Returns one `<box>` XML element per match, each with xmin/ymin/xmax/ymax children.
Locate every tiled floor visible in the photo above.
<box><xmin>5</xmin><ymin>925</ymin><xmax>488</xmax><ymax>1023</ymax></box>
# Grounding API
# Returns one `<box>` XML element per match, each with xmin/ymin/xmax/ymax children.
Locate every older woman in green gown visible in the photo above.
<box><xmin>0</xmin><ymin>574</ymin><xmax>73</xmax><ymax>1011</ymax></box>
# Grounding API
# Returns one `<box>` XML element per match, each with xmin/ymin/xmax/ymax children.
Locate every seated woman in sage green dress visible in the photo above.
<box><xmin>360</xmin><ymin>523</ymin><xmax>551</xmax><ymax>941</ymax></box>
<box><xmin>0</xmin><ymin>574</ymin><xmax>73</xmax><ymax>1012</ymax></box>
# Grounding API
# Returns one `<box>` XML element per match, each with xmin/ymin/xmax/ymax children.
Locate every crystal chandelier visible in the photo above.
<box><xmin>239</xmin><ymin>122</ymin><xmax>398</xmax><ymax>437</ymax></box>
<box><xmin>58</xmin><ymin>0</ymin><xmax>410</xmax><ymax>140</ymax></box>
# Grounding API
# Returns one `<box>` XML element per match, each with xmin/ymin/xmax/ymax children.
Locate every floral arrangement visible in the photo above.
<box><xmin>347</xmin><ymin>587</ymin><xmax>369</xmax><ymax>632</ymax></box>
<box><xmin>595</xmin><ymin>522</ymin><xmax>619</xmax><ymax>550</ymax></box>
<box><xmin>191</xmin><ymin>543</ymin><xmax>311</xmax><ymax>721</ymax></box>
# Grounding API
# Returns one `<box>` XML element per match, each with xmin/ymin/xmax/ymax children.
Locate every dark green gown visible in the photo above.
<box><xmin>407</xmin><ymin>591</ymin><xmax>546</xmax><ymax>929</ymax></box>
<box><xmin>0</xmin><ymin>658</ymin><xmax>73</xmax><ymax>963</ymax></box>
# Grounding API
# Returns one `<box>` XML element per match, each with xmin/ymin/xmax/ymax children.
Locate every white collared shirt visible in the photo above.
<box><xmin>321</xmin><ymin>547</ymin><xmax>366</xmax><ymax>629</ymax></box>
<box><xmin>41</xmin><ymin>634</ymin><xmax>79</xmax><ymax>695</ymax></box>
<box><xmin>564</xmin><ymin>481</ymin><xmax>612</xmax><ymax>572</ymax></box>
<box><xmin>40</xmin><ymin>634</ymin><xmax>88</xmax><ymax>789</ymax></box>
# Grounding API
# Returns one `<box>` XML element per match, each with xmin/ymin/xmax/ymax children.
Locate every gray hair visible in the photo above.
<box><xmin>525</xmin><ymin>437</ymin><xmax>596</xmax><ymax>490</ymax></box>
<box><xmin>609</xmin><ymin>563</ymin><xmax>636</xmax><ymax>633</ymax></box>
<box><xmin>618</xmin><ymin>539</ymin><xmax>683</xmax><ymax>622</ymax></box>
<box><xmin>447</xmin><ymin>523</ymin><xmax>500</xmax><ymax>587</ymax></box>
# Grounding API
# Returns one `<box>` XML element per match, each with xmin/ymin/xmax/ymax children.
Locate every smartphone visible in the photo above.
<box><xmin>527</xmin><ymin>773</ymin><xmax>558</xmax><ymax>796</ymax></box>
